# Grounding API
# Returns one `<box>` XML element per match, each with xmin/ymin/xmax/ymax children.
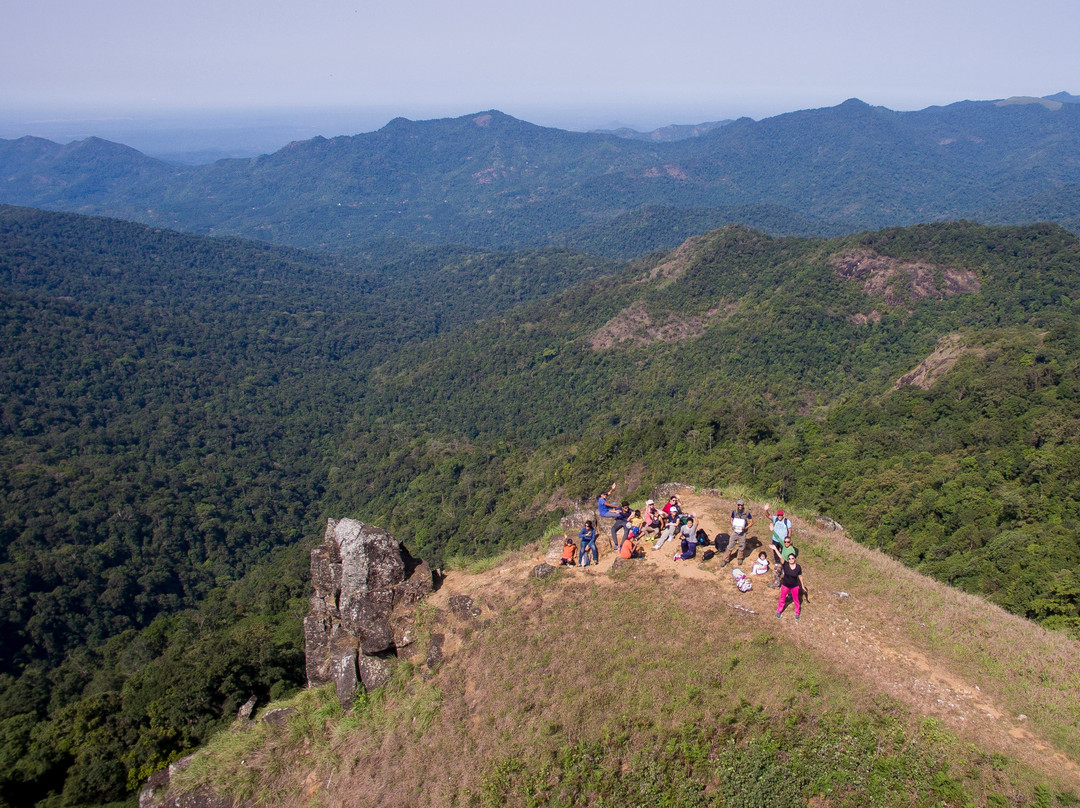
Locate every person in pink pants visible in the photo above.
<box><xmin>776</xmin><ymin>554</ymin><xmax>807</xmax><ymax>620</ymax></box>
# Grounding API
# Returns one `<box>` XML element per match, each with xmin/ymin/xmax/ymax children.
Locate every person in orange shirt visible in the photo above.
<box><xmin>560</xmin><ymin>536</ymin><xmax>577</xmax><ymax>566</ymax></box>
<box><xmin>620</xmin><ymin>534</ymin><xmax>644</xmax><ymax>559</ymax></box>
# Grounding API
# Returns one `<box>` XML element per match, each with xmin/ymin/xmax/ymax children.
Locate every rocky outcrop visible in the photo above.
<box><xmin>138</xmin><ymin>755</ymin><xmax>233</xmax><ymax>808</ymax></box>
<box><xmin>304</xmin><ymin>518</ymin><xmax>433</xmax><ymax>707</ymax></box>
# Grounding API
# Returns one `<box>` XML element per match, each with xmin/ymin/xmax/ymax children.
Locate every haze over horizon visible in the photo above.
<box><xmin>2</xmin><ymin>0</ymin><xmax>1078</xmax><ymax>157</ymax></box>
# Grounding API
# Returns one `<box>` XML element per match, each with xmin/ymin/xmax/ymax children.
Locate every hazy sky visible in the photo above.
<box><xmin>3</xmin><ymin>0</ymin><xmax>1078</xmax><ymax>137</ymax></box>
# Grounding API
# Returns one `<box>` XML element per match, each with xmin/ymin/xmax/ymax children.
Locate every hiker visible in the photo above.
<box><xmin>578</xmin><ymin>521</ymin><xmax>598</xmax><ymax>566</ymax></box>
<box><xmin>721</xmin><ymin>500</ymin><xmax>753</xmax><ymax>567</ymax></box>
<box><xmin>770</xmin><ymin>534</ymin><xmax>798</xmax><ymax>589</ymax></box>
<box><xmin>751</xmin><ymin>551</ymin><xmax>770</xmax><ymax>575</ymax></box>
<box><xmin>643</xmin><ymin>499</ymin><xmax>663</xmax><ymax>533</ymax></box>
<box><xmin>610</xmin><ymin>500</ymin><xmax>632</xmax><ymax>551</ymax></box>
<box><xmin>652</xmin><ymin>510</ymin><xmax>676</xmax><ymax>551</ymax></box>
<box><xmin>620</xmin><ymin>533</ymin><xmax>645</xmax><ymax>559</ymax></box>
<box><xmin>629</xmin><ymin>509</ymin><xmax>647</xmax><ymax>535</ymax></box>
<box><xmin>560</xmin><ymin>536</ymin><xmax>577</xmax><ymax>566</ymax></box>
<box><xmin>597</xmin><ymin>483</ymin><xmax>619</xmax><ymax>519</ymax></box>
<box><xmin>662</xmin><ymin>494</ymin><xmax>681</xmax><ymax>517</ymax></box>
<box><xmin>674</xmin><ymin>516</ymin><xmax>698</xmax><ymax>561</ymax></box>
<box><xmin>776</xmin><ymin>554</ymin><xmax>807</xmax><ymax>620</ymax></box>
<box><xmin>765</xmin><ymin>506</ymin><xmax>792</xmax><ymax>564</ymax></box>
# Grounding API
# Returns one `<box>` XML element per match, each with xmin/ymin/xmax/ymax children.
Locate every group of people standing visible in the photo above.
<box><xmin>561</xmin><ymin>485</ymin><xmax>808</xmax><ymax>620</ymax></box>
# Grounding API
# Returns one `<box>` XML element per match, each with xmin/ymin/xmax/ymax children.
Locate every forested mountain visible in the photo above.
<box><xmin>2</xmin><ymin>99</ymin><xmax>1079</xmax><ymax>257</ymax></box>
<box><xmin>3</xmin><ymin>205</ymin><xmax>1080</xmax><ymax>806</ymax></box>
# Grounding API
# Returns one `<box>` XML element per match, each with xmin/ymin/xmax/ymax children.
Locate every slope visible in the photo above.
<box><xmin>168</xmin><ymin>488</ymin><xmax>1080</xmax><ymax>806</ymax></box>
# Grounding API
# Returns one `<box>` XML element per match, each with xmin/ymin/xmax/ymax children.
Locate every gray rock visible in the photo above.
<box><xmin>236</xmin><ymin>695</ymin><xmax>256</xmax><ymax>721</ymax></box>
<box><xmin>448</xmin><ymin>594</ymin><xmax>479</xmax><ymax>619</ymax></box>
<box><xmin>393</xmin><ymin>559</ymin><xmax>434</xmax><ymax>607</ymax></box>
<box><xmin>426</xmin><ymin>633</ymin><xmax>445</xmax><ymax>669</ymax></box>
<box><xmin>139</xmin><ymin>755</ymin><xmax>234</xmax><ymax>808</ymax></box>
<box><xmin>651</xmin><ymin>483</ymin><xmax>695</xmax><ymax>501</ymax></box>
<box><xmin>340</xmin><ymin>587</ymin><xmax>396</xmax><ymax>654</ymax></box>
<box><xmin>303</xmin><ymin>605</ymin><xmax>335</xmax><ymax>686</ymax></box>
<box><xmin>544</xmin><ymin>532</ymin><xmax>567</xmax><ymax>565</ymax></box>
<box><xmin>333</xmin><ymin>651</ymin><xmax>359</xmax><ymax>708</ymax></box>
<box><xmin>261</xmin><ymin>707</ymin><xmax>296</xmax><ymax>726</ymax></box>
<box><xmin>531</xmin><ymin>563</ymin><xmax>557</xmax><ymax>580</ymax></box>
<box><xmin>560</xmin><ymin>507</ymin><xmax>594</xmax><ymax>532</ymax></box>
<box><xmin>359</xmin><ymin>655</ymin><xmax>394</xmax><ymax>690</ymax></box>
<box><xmin>306</xmin><ymin>518</ymin><xmax>430</xmax><ymax>687</ymax></box>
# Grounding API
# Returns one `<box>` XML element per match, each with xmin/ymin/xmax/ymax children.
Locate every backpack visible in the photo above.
<box><xmin>732</xmin><ymin>568</ymin><xmax>752</xmax><ymax>592</ymax></box>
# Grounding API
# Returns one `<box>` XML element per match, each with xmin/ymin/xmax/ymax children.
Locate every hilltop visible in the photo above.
<box><xmin>157</xmin><ymin>487</ymin><xmax>1080</xmax><ymax>806</ymax></box>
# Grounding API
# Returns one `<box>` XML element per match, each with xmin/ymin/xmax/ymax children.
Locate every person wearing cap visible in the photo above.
<box><xmin>653</xmin><ymin>503</ymin><xmax>683</xmax><ymax>551</ymax></box>
<box><xmin>721</xmin><ymin>500</ymin><xmax>753</xmax><ymax>567</ymax></box>
<box><xmin>643</xmin><ymin>499</ymin><xmax>662</xmax><ymax>534</ymax></box>
<box><xmin>764</xmin><ymin>505</ymin><xmax>792</xmax><ymax>587</ymax></box>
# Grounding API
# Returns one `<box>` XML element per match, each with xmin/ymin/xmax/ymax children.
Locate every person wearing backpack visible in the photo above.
<box><xmin>764</xmin><ymin>506</ymin><xmax>792</xmax><ymax>588</ymax></box>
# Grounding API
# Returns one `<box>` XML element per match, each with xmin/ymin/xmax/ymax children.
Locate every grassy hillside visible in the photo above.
<box><xmin>167</xmin><ymin>490</ymin><xmax>1080</xmax><ymax>806</ymax></box>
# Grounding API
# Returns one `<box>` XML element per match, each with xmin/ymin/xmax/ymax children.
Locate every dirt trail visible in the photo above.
<box><xmin>430</xmin><ymin>488</ymin><xmax>1080</xmax><ymax>786</ymax></box>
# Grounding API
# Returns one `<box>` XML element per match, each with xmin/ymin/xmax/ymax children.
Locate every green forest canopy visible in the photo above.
<box><xmin>2</xmin><ymin>205</ymin><xmax>1079</xmax><ymax>806</ymax></box>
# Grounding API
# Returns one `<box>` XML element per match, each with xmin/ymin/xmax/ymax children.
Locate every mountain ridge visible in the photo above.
<box><xmin>3</xmin><ymin>97</ymin><xmax>1080</xmax><ymax>255</ymax></box>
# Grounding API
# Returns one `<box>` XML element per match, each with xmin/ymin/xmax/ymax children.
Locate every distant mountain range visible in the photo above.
<box><xmin>1</xmin><ymin>96</ymin><xmax>1079</xmax><ymax>256</ymax></box>
<box><xmin>590</xmin><ymin>119</ymin><xmax>733</xmax><ymax>142</ymax></box>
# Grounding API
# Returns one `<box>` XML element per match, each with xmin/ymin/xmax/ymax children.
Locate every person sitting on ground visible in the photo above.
<box><xmin>674</xmin><ymin>516</ymin><xmax>698</xmax><ymax>561</ymax></box>
<box><xmin>721</xmin><ymin>500</ymin><xmax>753</xmax><ymax>567</ymax></box>
<box><xmin>752</xmin><ymin>551</ymin><xmax>770</xmax><ymax>575</ymax></box>
<box><xmin>560</xmin><ymin>536</ymin><xmax>577</xmax><ymax>566</ymax></box>
<box><xmin>662</xmin><ymin>494</ymin><xmax>681</xmax><ymax>517</ymax></box>
<box><xmin>771</xmin><ymin>534</ymin><xmax>798</xmax><ymax>589</ymax></box>
<box><xmin>652</xmin><ymin>505</ymin><xmax>678</xmax><ymax>548</ymax></box>
<box><xmin>643</xmin><ymin>500</ymin><xmax>663</xmax><ymax>533</ymax></box>
<box><xmin>597</xmin><ymin>484</ymin><xmax>619</xmax><ymax>519</ymax></box>
<box><xmin>629</xmin><ymin>509</ymin><xmax>647</xmax><ymax>535</ymax></box>
<box><xmin>611</xmin><ymin>500</ymin><xmax>632</xmax><ymax>551</ymax></box>
<box><xmin>578</xmin><ymin>520</ymin><xmax>598</xmax><ymax>567</ymax></box>
<box><xmin>776</xmin><ymin>554</ymin><xmax>807</xmax><ymax>620</ymax></box>
<box><xmin>620</xmin><ymin>533</ymin><xmax>645</xmax><ymax>559</ymax></box>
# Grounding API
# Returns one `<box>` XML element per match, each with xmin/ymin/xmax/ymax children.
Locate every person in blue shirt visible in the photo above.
<box><xmin>578</xmin><ymin>520</ymin><xmax>598</xmax><ymax>566</ymax></box>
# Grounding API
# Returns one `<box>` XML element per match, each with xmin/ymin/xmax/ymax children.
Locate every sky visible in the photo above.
<box><xmin>2</xmin><ymin>0</ymin><xmax>1078</xmax><ymax>153</ymax></box>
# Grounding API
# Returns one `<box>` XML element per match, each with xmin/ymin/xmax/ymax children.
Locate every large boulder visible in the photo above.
<box><xmin>305</xmin><ymin>518</ymin><xmax>433</xmax><ymax>706</ymax></box>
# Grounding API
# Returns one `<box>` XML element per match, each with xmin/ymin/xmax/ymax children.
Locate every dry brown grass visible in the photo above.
<box><xmin>173</xmin><ymin>489</ymin><xmax>1080</xmax><ymax>806</ymax></box>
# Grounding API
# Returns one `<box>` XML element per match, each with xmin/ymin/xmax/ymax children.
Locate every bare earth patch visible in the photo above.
<box><xmin>830</xmin><ymin>248</ymin><xmax>980</xmax><ymax>305</ymax></box>
<box><xmin>588</xmin><ymin>300</ymin><xmax>734</xmax><ymax>349</ymax></box>
<box><xmin>646</xmin><ymin>235</ymin><xmax>704</xmax><ymax>282</ymax></box>
<box><xmin>895</xmin><ymin>333</ymin><xmax>987</xmax><ymax>390</ymax></box>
